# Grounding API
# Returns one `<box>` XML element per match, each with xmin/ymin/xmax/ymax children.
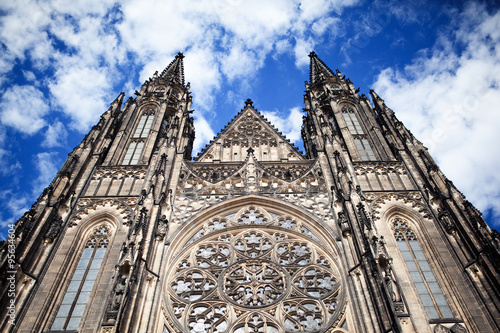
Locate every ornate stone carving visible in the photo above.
<box><xmin>223</xmin><ymin>112</ymin><xmax>278</xmax><ymax>148</ymax></box>
<box><xmin>183</xmin><ymin>206</ymin><xmax>323</xmax><ymax>249</ymax></box>
<box><xmin>44</xmin><ymin>215</ymin><xmax>63</xmax><ymax>243</ymax></box>
<box><xmin>165</xmin><ymin>221</ymin><xmax>344</xmax><ymax>332</ymax></box>
<box><xmin>368</xmin><ymin>192</ymin><xmax>431</xmax><ymax>221</ymax></box>
<box><xmin>155</xmin><ymin>214</ymin><xmax>168</xmax><ymax>240</ymax></box>
<box><xmin>109</xmin><ymin>275</ymin><xmax>127</xmax><ymax>311</ymax></box>
<box><xmin>70</xmin><ymin>198</ymin><xmax>135</xmax><ymax>226</ymax></box>
<box><xmin>173</xmin><ymin>160</ymin><xmax>331</xmax><ymax>225</ymax></box>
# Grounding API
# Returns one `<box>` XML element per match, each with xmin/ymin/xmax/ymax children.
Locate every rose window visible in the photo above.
<box><xmin>165</xmin><ymin>208</ymin><xmax>345</xmax><ymax>332</ymax></box>
<box><xmin>222</xmin><ymin>260</ymin><xmax>287</xmax><ymax>307</ymax></box>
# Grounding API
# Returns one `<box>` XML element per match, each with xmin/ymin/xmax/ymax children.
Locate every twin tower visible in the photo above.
<box><xmin>1</xmin><ymin>53</ymin><xmax>499</xmax><ymax>333</ymax></box>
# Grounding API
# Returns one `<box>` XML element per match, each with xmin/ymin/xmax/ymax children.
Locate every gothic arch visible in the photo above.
<box><xmin>44</xmin><ymin>214</ymin><xmax>119</xmax><ymax>331</ymax></box>
<box><xmin>369</xmin><ymin>192</ymin><xmax>431</xmax><ymax>222</ymax></box>
<box><xmin>161</xmin><ymin>195</ymin><xmax>347</xmax><ymax>333</ymax></box>
<box><xmin>69</xmin><ymin>198</ymin><xmax>134</xmax><ymax>227</ymax></box>
<box><xmin>374</xmin><ymin>203</ymin><xmax>456</xmax><ymax>326</ymax></box>
<box><xmin>138</xmin><ymin>100</ymin><xmax>160</xmax><ymax>111</ymax></box>
<box><xmin>168</xmin><ymin>195</ymin><xmax>341</xmax><ymax>256</ymax></box>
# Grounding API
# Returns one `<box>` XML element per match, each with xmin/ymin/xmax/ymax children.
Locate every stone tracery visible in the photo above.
<box><xmin>165</xmin><ymin>206</ymin><xmax>344</xmax><ymax>332</ymax></box>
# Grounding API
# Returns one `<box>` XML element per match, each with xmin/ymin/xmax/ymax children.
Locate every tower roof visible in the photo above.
<box><xmin>308</xmin><ymin>51</ymin><xmax>336</xmax><ymax>85</ymax></box>
<box><xmin>160</xmin><ymin>52</ymin><xmax>185</xmax><ymax>86</ymax></box>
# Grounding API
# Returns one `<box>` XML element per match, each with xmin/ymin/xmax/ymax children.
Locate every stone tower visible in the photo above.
<box><xmin>1</xmin><ymin>52</ymin><xmax>499</xmax><ymax>333</ymax></box>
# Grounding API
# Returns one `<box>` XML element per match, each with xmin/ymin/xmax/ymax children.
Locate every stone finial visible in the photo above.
<box><xmin>244</xmin><ymin>99</ymin><xmax>253</xmax><ymax>108</ymax></box>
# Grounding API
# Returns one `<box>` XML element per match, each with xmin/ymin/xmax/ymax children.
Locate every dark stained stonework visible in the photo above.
<box><xmin>0</xmin><ymin>53</ymin><xmax>498</xmax><ymax>333</ymax></box>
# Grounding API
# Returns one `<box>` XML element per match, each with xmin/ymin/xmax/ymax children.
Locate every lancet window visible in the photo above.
<box><xmin>123</xmin><ymin>141</ymin><xmax>145</xmax><ymax>165</ymax></box>
<box><xmin>342</xmin><ymin>106</ymin><xmax>376</xmax><ymax>161</ymax></box>
<box><xmin>123</xmin><ymin>110</ymin><xmax>155</xmax><ymax>165</ymax></box>
<box><xmin>133</xmin><ymin>112</ymin><xmax>155</xmax><ymax>138</ymax></box>
<box><xmin>392</xmin><ymin>218</ymin><xmax>453</xmax><ymax>319</ymax></box>
<box><xmin>51</xmin><ymin>225</ymin><xmax>110</xmax><ymax>331</ymax></box>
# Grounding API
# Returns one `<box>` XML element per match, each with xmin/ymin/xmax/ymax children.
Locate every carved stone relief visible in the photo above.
<box><xmin>183</xmin><ymin>206</ymin><xmax>321</xmax><ymax>250</ymax></box>
<box><xmin>223</xmin><ymin>112</ymin><xmax>278</xmax><ymax>148</ymax></box>
<box><xmin>69</xmin><ymin>198</ymin><xmax>136</xmax><ymax>226</ymax></box>
<box><xmin>173</xmin><ymin>159</ymin><xmax>333</xmax><ymax>225</ymax></box>
<box><xmin>165</xmin><ymin>210</ymin><xmax>345</xmax><ymax>332</ymax></box>
<box><xmin>84</xmin><ymin>166</ymin><xmax>147</xmax><ymax>197</ymax></box>
<box><xmin>366</xmin><ymin>192</ymin><xmax>431</xmax><ymax>221</ymax></box>
<box><xmin>354</xmin><ymin>161</ymin><xmax>415</xmax><ymax>192</ymax></box>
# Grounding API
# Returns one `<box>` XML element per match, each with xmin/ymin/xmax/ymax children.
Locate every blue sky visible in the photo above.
<box><xmin>0</xmin><ymin>0</ymin><xmax>499</xmax><ymax>238</ymax></box>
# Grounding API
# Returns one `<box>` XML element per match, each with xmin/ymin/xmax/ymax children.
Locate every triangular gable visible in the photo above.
<box><xmin>195</xmin><ymin>99</ymin><xmax>304</xmax><ymax>162</ymax></box>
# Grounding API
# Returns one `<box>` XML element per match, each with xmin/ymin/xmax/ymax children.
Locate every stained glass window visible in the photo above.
<box><xmin>393</xmin><ymin>219</ymin><xmax>453</xmax><ymax>319</ymax></box>
<box><xmin>51</xmin><ymin>226</ymin><xmax>110</xmax><ymax>331</ymax></box>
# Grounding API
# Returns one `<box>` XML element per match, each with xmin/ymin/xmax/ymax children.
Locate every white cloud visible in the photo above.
<box><xmin>0</xmin><ymin>189</ymin><xmax>29</xmax><ymax>231</ymax></box>
<box><xmin>22</xmin><ymin>70</ymin><xmax>37</xmax><ymax>82</ymax></box>
<box><xmin>42</xmin><ymin>120</ymin><xmax>68</xmax><ymax>147</ymax></box>
<box><xmin>193</xmin><ymin>115</ymin><xmax>216</xmax><ymax>156</ymax></box>
<box><xmin>49</xmin><ymin>65</ymin><xmax>112</xmax><ymax>132</ymax></box>
<box><xmin>294</xmin><ymin>38</ymin><xmax>315</xmax><ymax>67</ymax></box>
<box><xmin>0</xmin><ymin>85</ymin><xmax>49</xmax><ymax>134</ymax></box>
<box><xmin>262</xmin><ymin>106</ymin><xmax>303</xmax><ymax>144</ymax></box>
<box><xmin>373</xmin><ymin>3</ymin><xmax>500</xmax><ymax>225</ymax></box>
<box><xmin>0</xmin><ymin>148</ymin><xmax>21</xmax><ymax>177</ymax></box>
<box><xmin>221</xmin><ymin>42</ymin><xmax>266</xmax><ymax>82</ymax></box>
<box><xmin>184</xmin><ymin>46</ymin><xmax>223</xmax><ymax>115</ymax></box>
<box><xmin>32</xmin><ymin>152</ymin><xmax>60</xmax><ymax>195</ymax></box>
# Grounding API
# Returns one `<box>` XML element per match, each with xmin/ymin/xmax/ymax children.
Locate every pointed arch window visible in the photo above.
<box><xmin>123</xmin><ymin>141</ymin><xmax>145</xmax><ymax>165</ymax></box>
<box><xmin>354</xmin><ymin>138</ymin><xmax>376</xmax><ymax>161</ymax></box>
<box><xmin>392</xmin><ymin>219</ymin><xmax>453</xmax><ymax>319</ymax></box>
<box><xmin>123</xmin><ymin>111</ymin><xmax>155</xmax><ymax>165</ymax></box>
<box><xmin>133</xmin><ymin>112</ymin><xmax>155</xmax><ymax>138</ymax></box>
<box><xmin>51</xmin><ymin>226</ymin><xmax>110</xmax><ymax>331</ymax></box>
<box><xmin>342</xmin><ymin>107</ymin><xmax>376</xmax><ymax>161</ymax></box>
<box><xmin>342</xmin><ymin>108</ymin><xmax>364</xmax><ymax>135</ymax></box>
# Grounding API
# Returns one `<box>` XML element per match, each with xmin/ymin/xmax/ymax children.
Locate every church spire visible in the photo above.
<box><xmin>308</xmin><ymin>51</ymin><xmax>336</xmax><ymax>85</ymax></box>
<box><xmin>160</xmin><ymin>52</ymin><xmax>185</xmax><ymax>86</ymax></box>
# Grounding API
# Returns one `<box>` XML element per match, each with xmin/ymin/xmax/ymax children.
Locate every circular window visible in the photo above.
<box><xmin>165</xmin><ymin>206</ymin><xmax>344</xmax><ymax>332</ymax></box>
<box><xmin>221</xmin><ymin>259</ymin><xmax>288</xmax><ymax>308</ymax></box>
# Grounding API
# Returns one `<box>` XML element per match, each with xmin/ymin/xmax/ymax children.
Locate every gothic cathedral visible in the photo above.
<box><xmin>1</xmin><ymin>53</ymin><xmax>499</xmax><ymax>333</ymax></box>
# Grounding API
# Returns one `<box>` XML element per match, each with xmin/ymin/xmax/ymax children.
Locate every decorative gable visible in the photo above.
<box><xmin>196</xmin><ymin>99</ymin><xmax>303</xmax><ymax>162</ymax></box>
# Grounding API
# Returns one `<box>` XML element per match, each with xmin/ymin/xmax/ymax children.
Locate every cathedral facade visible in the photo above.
<box><xmin>1</xmin><ymin>52</ymin><xmax>499</xmax><ymax>333</ymax></box>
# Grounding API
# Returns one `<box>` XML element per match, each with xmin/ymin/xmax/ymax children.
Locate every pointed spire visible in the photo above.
<box><xmin>110</xmin><ymin>92</ymin><xmax>125</xmax><ymax>117</ymax></box>
<box><xmin>369</xmin><ymin>89</ymin><xmax>384</xmax><ymax>103</ymax></box>
<box><xmin>160</xmin><ymin>52</ymin><xmax>185</xmax><ymax>86</ymax></box>
<box><xmin>308</xmin><ymin>51</ymin><xmax>336</xmax><ymax>85</ymax></box>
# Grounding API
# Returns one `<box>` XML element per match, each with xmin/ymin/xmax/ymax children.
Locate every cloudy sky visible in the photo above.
<box><xmin>0</xmin><ymin>0</ymin><xmax>499</xmax><ymax>237</ymax></box>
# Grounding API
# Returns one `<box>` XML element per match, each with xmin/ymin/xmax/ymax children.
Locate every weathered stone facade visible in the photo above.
<box><xmin>0</xmin><ymin>52</ymin><xmax>499</xmax><ymax>333</ymax></box>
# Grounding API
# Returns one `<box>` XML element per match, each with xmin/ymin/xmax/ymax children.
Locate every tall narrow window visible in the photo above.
<box><xmin>354</xmin><ymin>138</ymin><xmax>376</xmax><ymax>161</ymax></box>
<box><xmin>342</xmin><ymin>109</ymin><xmax>364</xmax><ymax>135</ymax></box>
<box><xmin>393</xmin><ymin>219</ymin><xmax>453</xmax><ymax>319</ymax></box>
<box><xmin>51</xmin><ymin>226</ymin><xmax>110</xmax><ymax>331</ymax></box>
<box><xmin>123</xmin><ymin>141</ymin><xmax>145</xmax><ymax>165</ymax></box>
<box><xmin>342</xmin><ymin>107</ymin><xmax>376</xmax><ymax>161</ymax></box>
<box><xmin>123</xmin><ymin>111</ymin><xmax>154</xmax><ymax>165</ymax></box>
<box><xmin>133</xmin><ymin>113</ymin><xmax>155</xmax><ymax>138</ymax></box>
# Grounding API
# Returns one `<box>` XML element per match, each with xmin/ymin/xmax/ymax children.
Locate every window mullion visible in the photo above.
<box><xmin>63</xmin><ymin>246</ymin><xmax>97</xmax><ymax>329</ymax></box>
<box><xmin>405</xmin><ymin>239</ymin><xmax>444</xmax><ymax>318</ymax></box>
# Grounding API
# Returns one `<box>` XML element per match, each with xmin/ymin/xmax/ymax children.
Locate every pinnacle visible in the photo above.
<box><xmin>308</xmin><ymin>51</ymin><xmax>336</xmax><ymax>85</ymax></box>
<box><xmin>160</xmin><ymin>53</ymin><xmax>186</xmax><ymax>86</ymax></box>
